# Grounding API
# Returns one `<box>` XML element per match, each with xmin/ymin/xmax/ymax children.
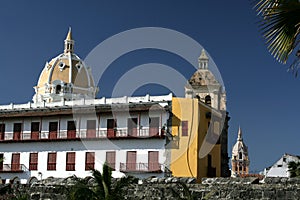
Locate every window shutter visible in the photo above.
<box><xmin>106</xmin><ymin>151</ymin><xmax>116</xmax><ymax>169</ymax></box>
<box><xmin>182</xmin><ymin>121</ymin><xmax>188</xmax><ymax>136</ymax></box>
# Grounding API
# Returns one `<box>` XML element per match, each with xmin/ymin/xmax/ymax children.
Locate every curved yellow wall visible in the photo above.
<box><xmin>170</xmin><ymin>97</ymin><xmax>222</xmax><ymax>182</ymax></box>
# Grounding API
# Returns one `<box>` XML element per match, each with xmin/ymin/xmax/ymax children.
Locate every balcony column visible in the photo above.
<box><xmin>58</xmin><ymin>116</ymin><xmax>61</xmax><ymax>138</ymax></box>
<box><xmin>78</xmin><ymin>116</ymin><xmax>81</xmax><ymax>138</ymax></box>
<box><xmin>137</xmin><ymin>113</ymin><xmax>140</xmax><ymax>137</ymax></box>
<box><xmin>40</xmin><ymin>116</ymin><xmax>43</xmax><ymax>139</ymax></box>
<box><xmin>97</xmin><ymin>113</ymin><xmax>100</xmax><ymax>137</ymax></box>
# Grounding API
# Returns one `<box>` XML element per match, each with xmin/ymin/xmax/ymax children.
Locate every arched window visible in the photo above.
<box><xmin>239</xmin><ymin>152</ymin><xmax>243</xmax><ymax>160</ymax></box>
<box><xmin>205</xmin><ymin>95</ymin><xmax>211</xmax><ymax>105</ymax></box>
<box><xmin>56</xmin><ymin>85</ymin><xmax>62</xmax><ymax>94</ymax></box>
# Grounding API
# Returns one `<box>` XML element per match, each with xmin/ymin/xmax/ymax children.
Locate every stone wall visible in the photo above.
<box><xmin>2</xmin><ymin>177</ymin><xmax>300</xmax><ymax>200</ymax></box>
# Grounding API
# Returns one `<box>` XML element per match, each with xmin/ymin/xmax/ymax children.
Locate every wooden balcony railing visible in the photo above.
<box><xmin>66</xmin><ymin>163</ymin><xmax>75</xmax><ymax>171</ymax></box>
<box><xmin>0</xmin><ymin>164</ymin><xmax>28</xmax><ymax>173</ymax></box>
<box><xmin>47</xmin><ymin>163</ymin><xmax>56</xmax><ymax>171</ymax></box>
<box><xmin>120</xmin><ymin>162</ymin><xmax>162</xmax><ymax>173</ymax></box>
<box><xmin>0</xmin><ymin>127</ymin><xmax>165</xmax><ymax>142</ymax></box>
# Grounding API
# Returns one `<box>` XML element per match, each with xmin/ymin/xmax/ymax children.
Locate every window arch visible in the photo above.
<box><xmin>205</xmin><ymin>95</ymin><xmax>211</xmax><ymax>105</ymax></box>
<box><xmin>239</xmin><ymin>152</ymin><xmax>243</xmax><ymax>160</ymax></box>
<box><xmin>56</xmin><ymin>85</ymin><xmax>62</xmax><ymax>94</ymax></box>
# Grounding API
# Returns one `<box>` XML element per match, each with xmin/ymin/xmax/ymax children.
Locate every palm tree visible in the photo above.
<box><xmin>288</xmin><ymin>161</ymin><xmax>300</xmax><ymax>177</ymax></box>
<box><xmin>254</xmin><ymin>0</ymin><xmax>300</xmax><ymax>74</ymax></box>
<box><xmin>68</xmin><ymin>163</ymin><xmax>138</xmax><ymax>200</ymax></box>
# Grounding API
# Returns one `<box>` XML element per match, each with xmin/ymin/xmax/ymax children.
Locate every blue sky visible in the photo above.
<box><xmin>0</xmin><ymin>0</ymin><xmax>298</xmax><ymax>172</ymax></box>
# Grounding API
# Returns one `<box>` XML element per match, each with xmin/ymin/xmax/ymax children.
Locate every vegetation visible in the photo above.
<box><xmin>68</xmin><ymin>163</ymin><xmax>138</xmax><ymax>200</ymax></box>
<box><xmin>288</xmin><ymin>161</ymin><xmax>300</xmax><ymax>177</ymax></box>
<box><xmin>254</xmin><ymin>0</ymin><xmax>300</xmax><ymax>74</ymax></box>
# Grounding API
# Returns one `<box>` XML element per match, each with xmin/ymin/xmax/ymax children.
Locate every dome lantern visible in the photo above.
<box><xmin>198</xmin><ymin>49</ymin><xmax>209</xmax><ymax>69</ymax></box>
<box><xmin>64</xmin><ymin>27</ymin><xmax>74</xmax><ymax>53</ymax></box>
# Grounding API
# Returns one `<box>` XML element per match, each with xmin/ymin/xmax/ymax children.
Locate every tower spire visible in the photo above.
<box><xmin>64</xmin><ymin>27</ymin><xmax>74</xmax><ymax>53</ymax></box>
<box><xmin>198</xmin><ymin>49</ymin><xmax>209</xmax><ymax>69</ymax></box>
<box><xmin>237</xmin><ymin>126</ymin><xmax>243</xmax><ymax>141</ymax></box>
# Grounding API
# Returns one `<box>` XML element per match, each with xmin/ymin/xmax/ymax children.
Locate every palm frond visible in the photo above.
<box><xmin>92</xmin><ymin>169</ymin><xmax>106</xmax><ymax>199</ymax></box>
<box><xmin>68</xmin><ymin>176</ymin><xmax>97</xmax><ymax>200</ymax></box>
<box><xmin>255</xmin><ymin>0</ymin><xmax>300</xmax><ymax>64</ymax></box>
<box><xmin>288</xmin><ymin>161</ymin><xmax>300</xmax><ymax>177</ymax></box>
<box><xmin>102</xmin><ymin>163</ymin><xmax>112</xmax><ymax>194</ymax></box>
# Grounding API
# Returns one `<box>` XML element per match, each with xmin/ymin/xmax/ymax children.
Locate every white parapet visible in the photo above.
<box><xmin>0</xmin><ymin>93</ymin><xmax>173</xmax><ymax>111</ymax></box>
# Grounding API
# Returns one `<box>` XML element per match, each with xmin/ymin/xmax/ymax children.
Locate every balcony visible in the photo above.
<box><xmin>98</xmin><ymin>127</ymin><xmax>164</xmax><ymax>139</ymax></box>
<box><xmin>0</xmin><ymin>127</ymin><xmax>165</xmax><ymax>142</ymax></box>
<box><xmin>120</xmin><ymin>162</ymin><xmax>162</xmax><ymax>173</ymax></box>
<box><xmin>0</xmin><ymin>164</ymin><xmax>28</xmax><ymax>173</ymax></box>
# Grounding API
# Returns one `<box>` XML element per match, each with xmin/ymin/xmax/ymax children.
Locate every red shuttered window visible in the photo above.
<box><xmin>67</xmin><ymin>121</ymin><xmax>76</xmax><ymax>139</ymax></box>
<box><xmin>107</xmin><ymin>119</ymin><xmax>117</xmax><ymax>138</ymax></box>
<box><xmin>148</xmin><ymin>151</ymin><xmax>159</xmax><ymax>171</ymax></box>
<box><xmin>31</xmin><ymin>122</ymin><xmax>40</xmax><ymax>140</ymax></box>
<box><xmin>85</xmin><ymin>152</ymin><xmax>95</xmax><ymax>170</ymax></box>
<box><xmin>182</xmin><ymin>121</ymin><xmax>188</xmax><ymax>136</ymax></box>
<box><xmin>126</xmin><ymin>151</ymin><xmax>136</xmax><ymax>171</ymax></box>
<box><xmin>13</xmin><ymin>123</ymin><xmax>22</xmax><ymax>141</ymax></box>
<box><xmin>127</xmin><ymin>118</ymin><xmax>137</xmax><ymax>137</ymax></box>
<box><xmin>47</xmin><ymin>153</ymin><xmax>57</xmax><ymax>171</ymax></box>
<box><xmin>11</xmin><ymin>153</ymin><xmax>20</xmax><ymax>171</ymax></box>
<box><xmin>49</xmin><ymin>122</ymin><xmax>58</xmax><ymax>139</ymax></box>
<box><xmin>0</xmin><ymin>124</ymin><xmax>5</xmax><ymax>141</ymax></box>
<box><xmin>106</xmin><ymin>151</ymin><xmax>116</xmax><ymax>170</ymax></box>
<box><xmin>149</xmin><ymin>117</ymin><xmax>159</xmax><ymax>136</ymax></box>
<box><xmin>86</xmin><ymin>120</ymin><xmax>96</xmax><ymax>138</ymax></box>
<box><xmin>29</xmin><ymin>153</ymin><xmax>38</xmax><ymax>171</ymax></box>
<box><xmin>66</xmin><ymin>152</ymin><xmax>75</xmax><ymax>171</ymax></box>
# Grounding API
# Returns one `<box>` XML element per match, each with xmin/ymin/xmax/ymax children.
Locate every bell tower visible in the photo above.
<box><xmin>185</xmin><ymin>49</ymin><xmax>226</xmax><ymax>111</ymax></box>
<box><xmin>231</xmin><ymin>127</ymin><xmax>250</xmax><ymax>177</ymax></box>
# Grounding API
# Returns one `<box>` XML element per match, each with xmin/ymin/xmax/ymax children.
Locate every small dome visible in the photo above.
<box><xmin>232</xmin><ymin>127</ymin><xmax>249</xmax><ymax>157</ymax></box>
<box><xmin>187</xmin><ymin>70</ymin><xmax>219</xmax><ymax>88</ymax></box>
<box><xmin>33</xmin><ymin>28</ymin><xmax>98</xmax><ymax>103</ymax></box>
<box><xmin>232</xmin><ymin>141</ymin><xmax>248</xmax><ymax>155</ymax></box>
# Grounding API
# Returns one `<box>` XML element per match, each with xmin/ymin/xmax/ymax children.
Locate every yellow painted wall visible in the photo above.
<box><xmin>170</xmin><ymin>97</ymin><xmax>222</xmax><ymax>182</ymax></box>
<box><xmin>170</xmin><ymin>97</ymin><xmax>199</xmax><ymax>178</ymax></box>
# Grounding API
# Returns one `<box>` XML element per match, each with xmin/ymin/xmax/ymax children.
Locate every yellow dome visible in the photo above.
<box><xmin>33</xmin><ymin>28</ymin><xmax>98</xmax><ymax>103</ymax></box>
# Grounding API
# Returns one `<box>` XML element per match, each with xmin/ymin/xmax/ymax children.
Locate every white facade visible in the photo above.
<box><xmin>263</xmin><ymin>153</ymin><xmax>300</xmax><ymax>178</ymax></box>
<box><xmin>0</xmin><ymin>94</ymin><xmax>172</xmax><ymax>184</ymax></box>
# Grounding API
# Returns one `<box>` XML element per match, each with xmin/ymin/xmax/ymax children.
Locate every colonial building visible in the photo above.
<box><xmin>0</xmin><ymin>29</ymin><xmax>229</xmax><ymax>184</ymax></box>
<box><xmin>231</xmin><ymin>127</ymin><xmax>250</xmax><ymax>177</ymax></box>
<box><xmin>263</xmin><ymin>153</ymin><xmax>300</xmax><ymax>177</ymax></box>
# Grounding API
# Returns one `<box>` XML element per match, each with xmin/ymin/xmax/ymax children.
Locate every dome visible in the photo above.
<box><xmin>33</xmin><ymin>28</ymin><xmax>98</xmax><ymax>103</ymax></box>
<box><xmin>187</xmin><ymin>70</ymin><xmax>219</xmax><ymax>88</ymax></box>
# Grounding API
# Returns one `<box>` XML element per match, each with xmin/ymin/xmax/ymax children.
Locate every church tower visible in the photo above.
<box><xmin>185</xmin><ymin>49</ymin><xmax>230</xmax><ymax>177</ymax></box>
<box><xmin>185</xmin><ymin>49</ymin><xmax>226</xmax><ymax>111</ymax></box>
<box><xmin>231</xmin><ymin>127</ymin><xmax>250</xmax><ymax>177</ymax></box>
